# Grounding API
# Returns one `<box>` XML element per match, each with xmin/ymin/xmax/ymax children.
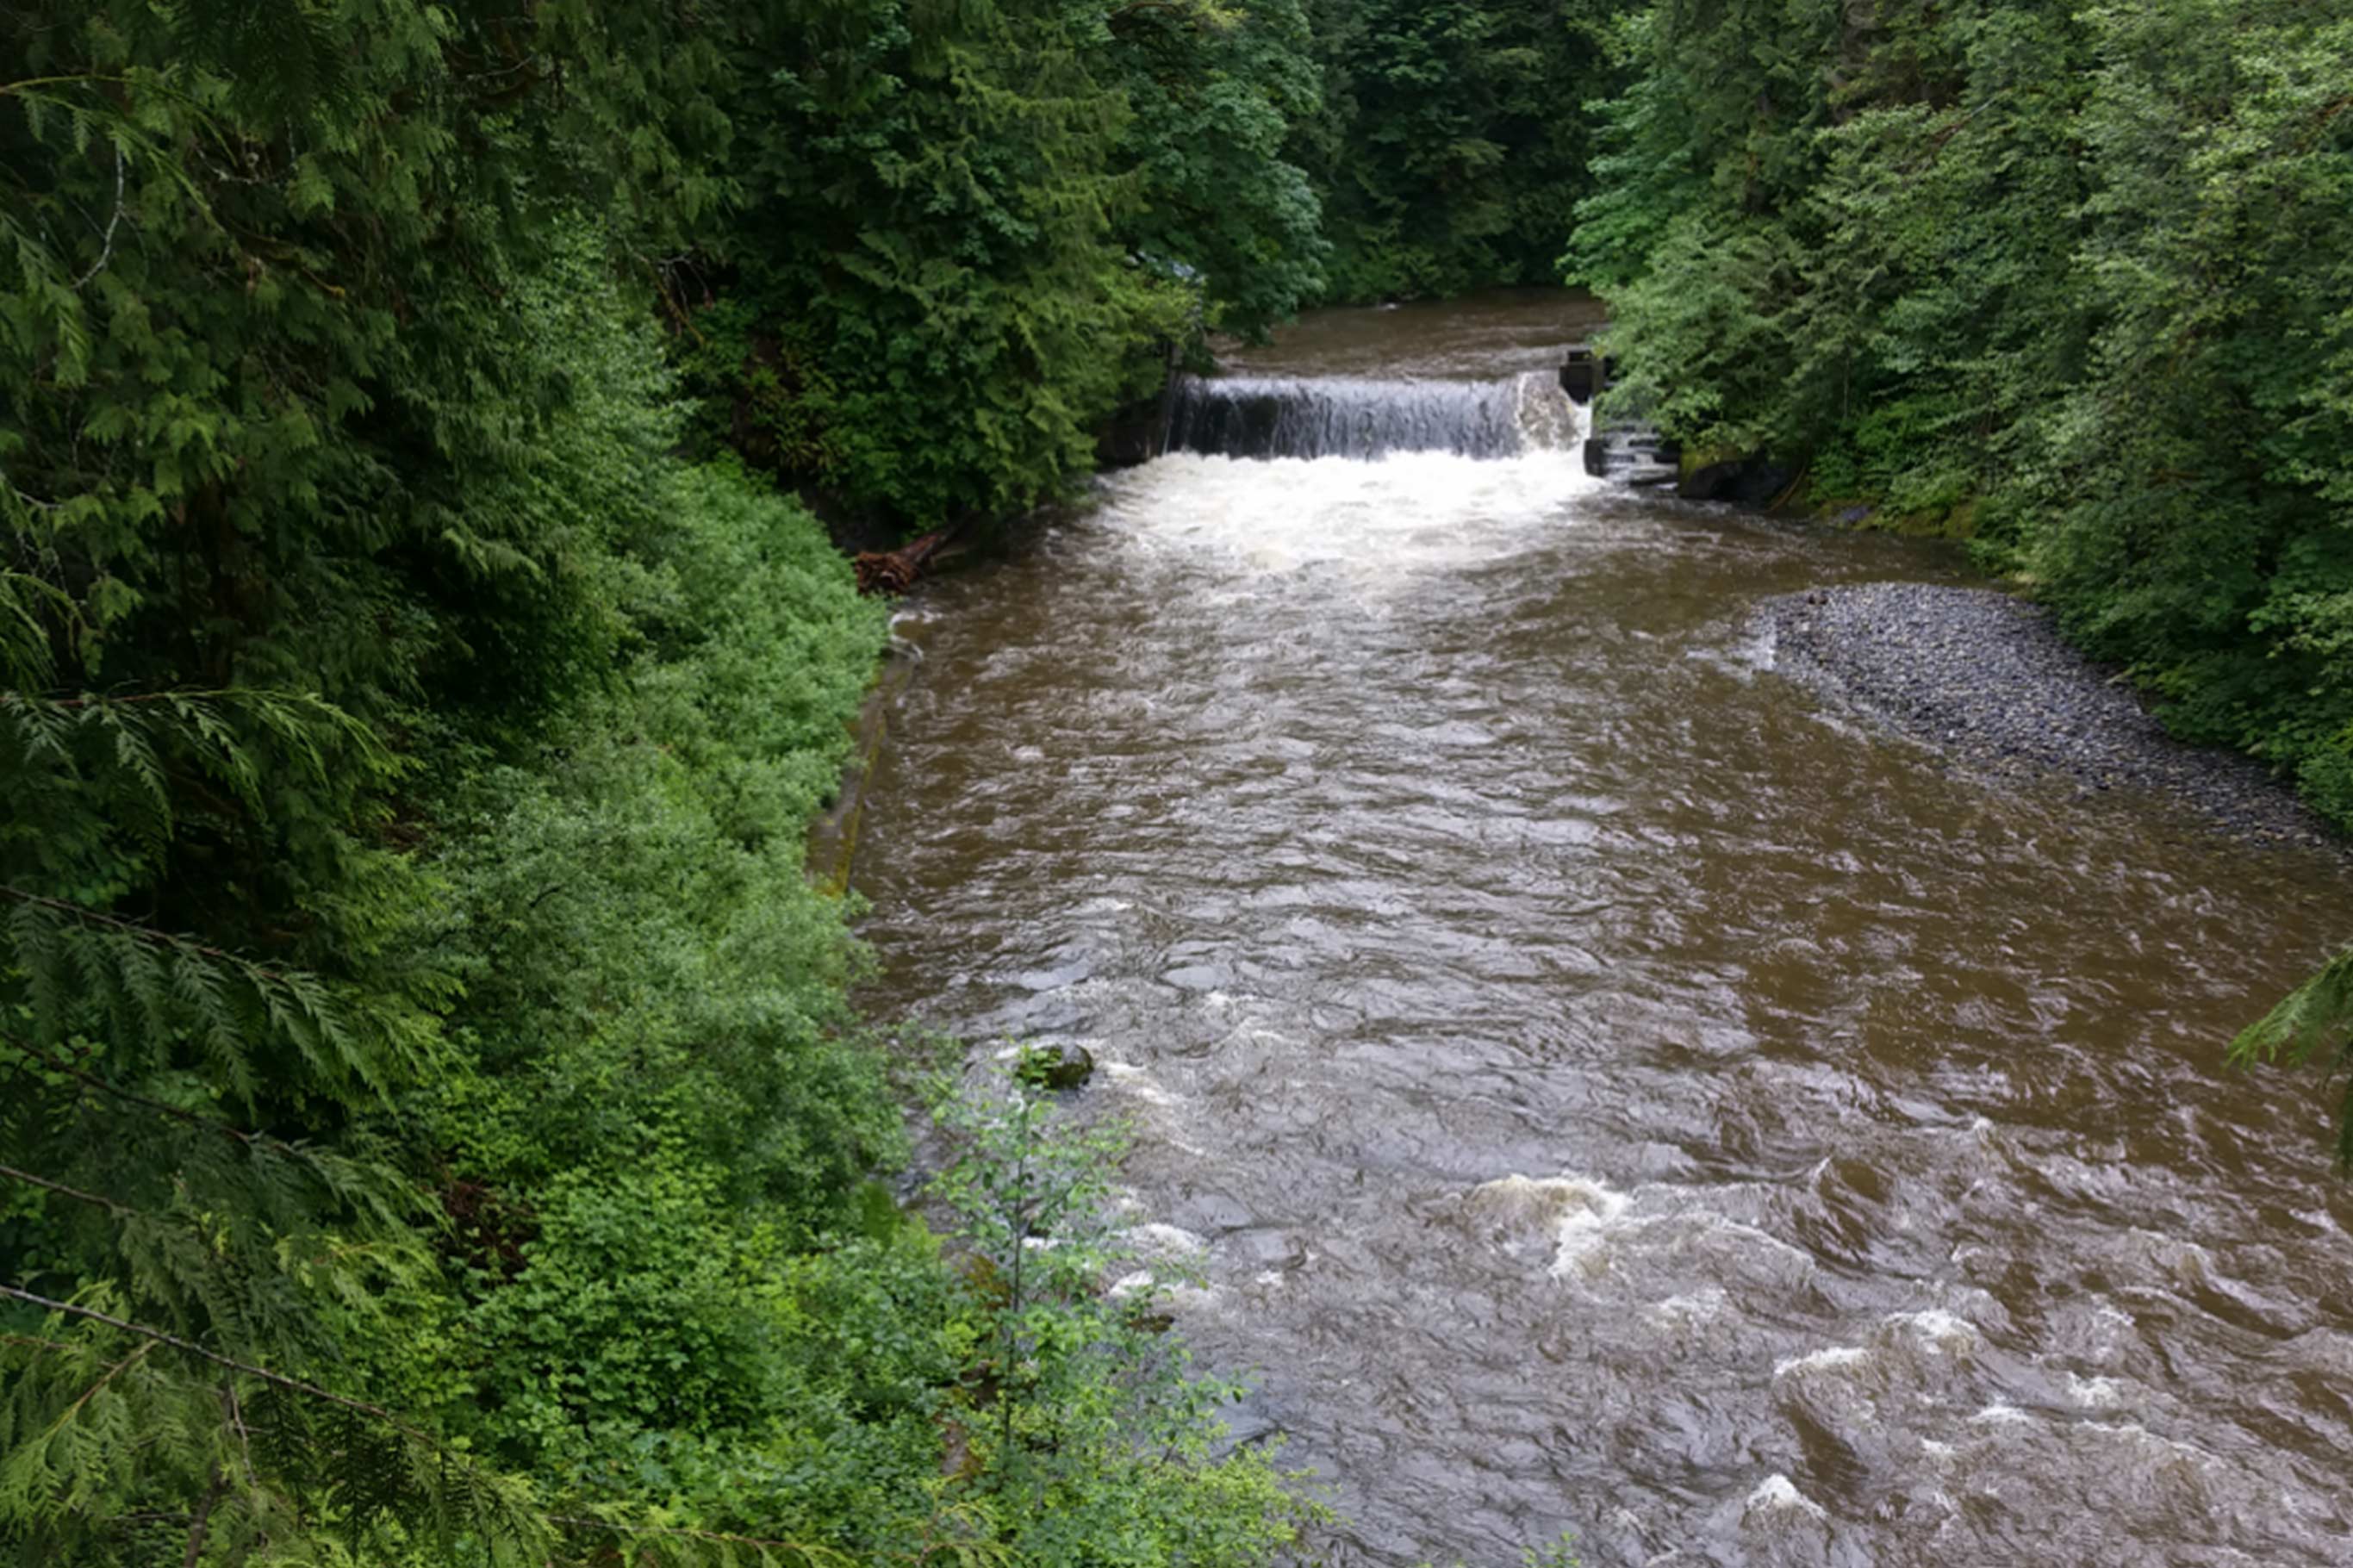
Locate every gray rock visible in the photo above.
<box><xmin>1172</xmin><ymin>1192</ymin><xmax>1256</xmax><ymax>1235</ymax></box>
<box><xmin>1017</xmin><ymin>1041</ymin><xmax>1095</xmax><ymax>1092</ymax></box>
<box><xmin>1679</xmin><ymin>455</ymin><xmax>1796</xmax><ymax>507</ymax></box>
<box><xmin>1759</xmin><ymin>582</ymin><xmax>2342</xmax><ymax>853</ymax></box>
<box><xmin>1225</xmin><ymin>1227</ymin><xmax>1308</xmax><ymax>1272</ymax></box>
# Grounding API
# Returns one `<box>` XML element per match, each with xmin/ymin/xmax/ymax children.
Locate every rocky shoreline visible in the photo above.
<box><xmin>1764</xmin><ymin>582</ymin><xmax>2339</xmax><ymax>851</ymax></box>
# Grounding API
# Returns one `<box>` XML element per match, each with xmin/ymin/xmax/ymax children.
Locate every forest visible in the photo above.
<box><xmin>4</xmin><ymin>0</ymin><xmax>2351</xmax><ymax>1563</ymax></box>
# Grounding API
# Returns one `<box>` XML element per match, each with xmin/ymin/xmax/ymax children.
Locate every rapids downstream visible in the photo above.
<box><xmin>850</xmin><ymin>294</ymin><xmax>2353</xmax><ymax>1565</ymax></box>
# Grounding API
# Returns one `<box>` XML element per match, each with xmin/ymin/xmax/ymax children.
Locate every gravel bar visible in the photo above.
<box><xmin>1764</xmin><ymin>581</ymin><xmax>2339</xmax><ymax>851</ymax></box>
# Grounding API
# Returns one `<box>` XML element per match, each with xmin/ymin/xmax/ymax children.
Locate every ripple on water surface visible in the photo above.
<box><xmin>850</xmin><ymin>297</ymin><xmax>2353</xmax><ymax>1566</ymax></box>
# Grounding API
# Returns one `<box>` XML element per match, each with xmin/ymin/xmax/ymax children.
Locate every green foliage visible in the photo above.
<box><xmin>3</xmin><ymin>0</ymin><xmax>1316</xmax><ymax>1559</ymax></box>
<box><xmin>2020</xmin><ymin>0</ymin><xmax>2353</xmax><ymax>810</ymax></box>
<box><xmin>1110</xmin><ymin>0</ymin><xmax>1329</xmax><ymax>339</ymax></box>
<box><xmin>684</xmin><ymin>0</ymin><xmax>1326</xmax><ymax>527</ymax></box>
<box><xmin>1575</xmin><ymin>0</ymin><xmax>2353</xmax><ymax>837</ymax></box>
<box><xmin>1296</xmin><ymin>0</ymin><xmax>1640</xmax><ymax>301</ymax></box>
<box><xmin>925</xmin><ymin>1072</ymin><xmax>1324</xmax><ymax>1562</ymax></box>
<box><xmin>2232</xmin><ymin>951</ymin><xmax>2353</xmax><ymax>1164</ymax></box>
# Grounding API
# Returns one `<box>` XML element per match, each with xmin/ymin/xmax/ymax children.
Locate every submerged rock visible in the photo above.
<box><xmin>1017</xmin><ymin>1040</ymin><xmax>1095</xmax><ymax>1092</ymax></box>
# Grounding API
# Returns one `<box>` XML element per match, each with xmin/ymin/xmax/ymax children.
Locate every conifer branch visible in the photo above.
<box><xmin>1</xmin><ymin>1285</ymin><xmax>849</xmax><ymax>1565</ymax></box>
<box><xmin>0</xmin><ymin>73</ymin><xmax>143</xmax><ymax>99</ymax></box>
<box><xmin>0</xmin><ymin>1284</ymin><xmax>426</xmax><ymax>1438</ymax></box>
<box><xmin>3</xmin><ymin>689</ymin><xmax>200</xmax><ymax>709</ymax></box>
<box><xmin>70</xmin><ymin>146</ymin><xmax>126</xmax><ymax>291</ymax></box>
<box><xmin>222</xmin><ymin>1378</ymin><xmax>258</xmax><ymax>1491</ymax></box>
<box><xmin>179</xmin><ymin>1468</ymin><xmax>225</xmax><ymax>1568</ymax></box>
<box><xmin>0</xmin><ymin>886</ymin><xmax>299</xmax><ymax>984</ymax></box>
<box><xmin>47</xmin><ymin>1342</ymin><xmax>159</xmax><ymax>1436</ymax></box>
<box><xmin>3</xmin><ymin>1031</ymin><xmax>296</xmax><ymax>1156</ymax></box>
<box><xmin>0</xmin><ymin>1163</ymin><xmax>127</xmax><ymax>1214</ymax></box>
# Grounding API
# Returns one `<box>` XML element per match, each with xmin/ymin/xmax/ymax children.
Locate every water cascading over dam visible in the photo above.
<box><xmin>1164</xmin><ymin>369</ymin><xmax>1584</xmax><ymax>461</ymax></box>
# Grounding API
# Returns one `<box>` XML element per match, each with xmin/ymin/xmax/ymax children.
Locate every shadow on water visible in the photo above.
<box><xmin>849</xmin><ymin>291</ymin><xmax>2353</xmax><ymax>1567</ymax></box>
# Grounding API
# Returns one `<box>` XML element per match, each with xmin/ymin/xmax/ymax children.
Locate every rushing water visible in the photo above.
<box><xmin>1165</xmin><ymin>370</ymin><xmax>1584</xmax><ymax>461</ymax></box>
<box><xmin>848</xmin><ymin>294</ymin><xmax>2353</xmax><ymax>1565</ymax></box>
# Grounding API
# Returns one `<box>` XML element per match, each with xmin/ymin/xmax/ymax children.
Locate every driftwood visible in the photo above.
<box><xmin>854</xmin><ymin>530</ymin><xmax>950</xmax><ymax>597</ymax></box>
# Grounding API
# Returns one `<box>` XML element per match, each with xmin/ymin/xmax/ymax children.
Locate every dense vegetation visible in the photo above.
<box><xmin>9</xmin><ymin>0</ymin><xmax>2353</xmax><ymax>1559</ymax></box>
<box><xmin>1</xmin><ymin>1</ymin><xmax>1321</xmax><ymax>1561</ymax></box>
<box><xmin>1292</xmin><ymin>0</ymin><xmax>1634</xmax><ymax>301</ymax></box>
<box><xmin>678</xmin><ymin>0</ymin><xmax>1327</xmax><ymax>526</ymax></box>
<box><xmin>1569</xmin><ymin>0</ymin><xmax>2353</xmax><ymax>842</ymax></box>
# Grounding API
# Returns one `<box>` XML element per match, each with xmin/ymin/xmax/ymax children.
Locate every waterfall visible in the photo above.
<box><xmin>1164</xmin><ymin>370</ymin><xmax>1586</xmax><ymax>462</ymax></box>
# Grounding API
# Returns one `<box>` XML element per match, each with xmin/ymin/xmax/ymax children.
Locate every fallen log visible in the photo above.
<box><xmin>854</xmin><ymin>530</ymin><xmax>950</xmax><ymax>597</ymax></box>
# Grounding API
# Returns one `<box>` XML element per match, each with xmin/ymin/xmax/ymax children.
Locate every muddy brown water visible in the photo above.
<box><xmin>847</xmin><ymin>294</ymin><xmax>2353</xmax><ymax>1565</ymax></box>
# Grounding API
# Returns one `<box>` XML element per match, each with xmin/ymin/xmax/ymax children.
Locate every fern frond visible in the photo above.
<box><xmin>0</xmin><ymin>572</ymin><xmax>71</xmax><ymax>688</ymax></box>
<box><xmin>2232</xmin><ymin>948</ymin><xmax>2353</xmax><ymax>1164</ymax></box>
<box><xmin>160</xmin><ymin>0</ymin><xmax>356</xmax><ymax>128</ymax></box>
<box><xmin>1</xmin><ymin>887</ymin><xmax>436</xmax><ymax>1104</ymax></box>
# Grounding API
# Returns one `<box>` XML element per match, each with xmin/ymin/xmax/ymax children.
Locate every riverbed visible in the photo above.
<box><xmin>850</xmin><ymin>294</ymin><xmax>2353</xmax><ymax>1565</ymax></box>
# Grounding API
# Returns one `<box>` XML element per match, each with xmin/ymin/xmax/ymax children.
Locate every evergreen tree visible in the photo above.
<box><xmin>1296</xmin><ymin>0</ymin><xmax>1639</xmax><ymax>301</ymax></box>
<box><xmin>1573</xmin><ymin>0</ymin><xmax>2353</xmax><ymax>1150</ymax></box>
<box><xmin>5</xmin><ymin>5</ymin><xmax>1317</xmax><ymax>1559</ymax></box>
<box><xmin>1570</xmin><ymin>0</ymin><xmax>2353</xmax><ymax>836</ymax></box>
<box><xmin>683</xmin><ymin>0</ymin><xmax>1327</xmax><ymax>528</ymax></box>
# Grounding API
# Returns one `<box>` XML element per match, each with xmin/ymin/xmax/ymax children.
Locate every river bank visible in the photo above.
<box><xmin>1763</xmin><ymin>581</ymin><xmax>2340</xmax><ymax>851</ymax></box>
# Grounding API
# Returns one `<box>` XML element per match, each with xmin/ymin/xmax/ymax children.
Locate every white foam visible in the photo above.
<box><xmin>1126</xmin><ymin>1223</ymin><xmax>1207</xmax><ymax>1259</ymax></box>
<box><xmin>1101</xmin><ymin>1061</ymin><xmax>1178</xmax><ymax>1107</ymax></box>
<box><xmin>1701</xmin><ymin>1216</ymin><xmax>1816</xmax><ymax>1269</ymax></box>
<box><xmin>1472</xmin><ymin>1173</ymin><xmax>1610</xmax><ymax>1215</ymax></box>
<box><xmin>1099</xmin><ymin>449</ymin><xmax>1594</xmax><ymax>588</ymax></box>
<box><xmin>1775</xmin><ymin>1345</ymin><xmax>1871</xmax><ymax>1378</ymax></box>
<box><xmin>1888</xmin><ymin>1309</ymin><xmax>1981</xmax><ymax>1353</ymax></box>
<box><xmin>1745</xmin><ymin>1474</ymin><xmax>1828</xmax><ymax>1521</ymax></box>
<box><xmin>2069</xmin><ymin>1372</ymin><xmax>2123</xmax><ymax>1409</ymax></box>
<box><xmin>1528</xmin><ymin>1178</ymin><xmax>1635</xmax><ymax>1275</ymax></box>
<box><xmin>2079</xmin><ymin>1420</ymin><xmax>2215</xmax><ymax>1465</ymax></box>
<box><xmin>1648</xmin><ymin>1287</ymin><xmax>1729</xmax><ymax>1322</ymax></box>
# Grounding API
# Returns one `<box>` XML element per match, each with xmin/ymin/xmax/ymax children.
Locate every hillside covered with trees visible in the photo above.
<box><xmin>2</xmin><ymin>1</ymin><xmax>1323</xmax><ymax>1560</ymax></box>
<box><xmin>6</xmin><ymin>0</ymin><xmax>2353</xmax><ymax>1562</ymax></box>
<box><xmin>1570</xmin><ymin>0</ymin><xmax>2353</xmax><ymax>841</ymax></box>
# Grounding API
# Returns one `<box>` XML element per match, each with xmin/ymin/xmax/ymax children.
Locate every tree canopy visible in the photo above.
<box><xmin>9</xmin><ymin>0</ymin><xmax>2353</xmax><ymax>1559</ymax></box>
<box><xmin>2</xmin><ymin>2</ymin><xmax>1323</xmax><ymax>1560</ymax></box>
<box><xmin>1293</xmin><ymin>0</ymin><xmax>1637</xmax><ymax>301</ymax></box>
<box><xmin>1570</xmin><ymin>0</ymin><xmax>2353</xmax><ymax>840</ymax></box>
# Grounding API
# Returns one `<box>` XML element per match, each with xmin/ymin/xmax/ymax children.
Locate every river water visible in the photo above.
<box><xmin>849</xmin><ymin>294</ymin><xmax>2353</xmax><ymax>1565</ymax></box>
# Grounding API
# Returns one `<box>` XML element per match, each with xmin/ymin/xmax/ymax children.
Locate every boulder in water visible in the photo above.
<box><xmin>1018</xmin><ymin>1041</ymin><xmax>1095</xmax><ymax>1092</ymax></box>
<box><xmin>1678</xmin><ymin>455</ymin><xmax>1795</xmax><ymax>507</ymax></box>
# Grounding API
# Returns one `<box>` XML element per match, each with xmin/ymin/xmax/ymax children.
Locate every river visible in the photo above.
<box><xmin>847</xmin><ymin>293</ymin><xmax>2353</xmax><ymax>1565</ymax></box>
